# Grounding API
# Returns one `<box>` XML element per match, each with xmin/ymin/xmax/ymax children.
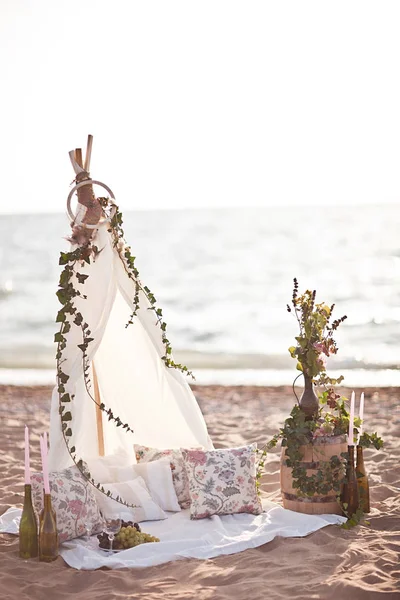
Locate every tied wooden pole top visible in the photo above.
<box><xmin>69</xmin><ymin>136</ymin><xmax>102</xmax><ymax>227</ymax></box>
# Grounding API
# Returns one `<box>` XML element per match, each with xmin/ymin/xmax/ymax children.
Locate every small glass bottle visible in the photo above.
<box><xmin>341</xmin><ymin>445</ymin><xmax>359</xmax><ymax>517</ymax></box>
<box><xmin>19</xmin><ymin>484</ymin><xmax>39</xmax><ymax>559</ymax></box>
<box><xmin>39</xmin><ymin>493</ymin><xmax>58</xmax><ymax>562</ymax></box>
<box><xmin>356</xmin><ymin>445</ymin><xmax>370</xmax><ymax>513</ymax></box>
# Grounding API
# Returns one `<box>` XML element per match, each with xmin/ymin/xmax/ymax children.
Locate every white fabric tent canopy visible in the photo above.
<box><xmin>48</xmin><ymin>222</ymin><xmax>213</xmax><ymax>473</ymax></box>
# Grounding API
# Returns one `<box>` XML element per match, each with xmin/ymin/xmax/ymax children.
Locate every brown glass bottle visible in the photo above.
<box><xmin>19</xmin><ymin>484</ymin><xmax>39</xmax><ymax>558</ymax></box>
<box><xmin>356</xmin><ymin>445</ymin><xmax>370</xmax><ymax>513</ymax></box>
<box><xmin>340</xmin><ymin>445</ymin><xmax>359</xmax><ymax>517</ymax></box>
<box><xmin>39</xmin><ymin>493</ymin><xmax>58</xmax><ymax>562</ymax></box>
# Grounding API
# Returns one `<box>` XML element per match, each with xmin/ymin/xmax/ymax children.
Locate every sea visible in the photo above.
<box><xmin>0</xmin><ymin>204</ymin><xmax>399</xmax><ymax>387</ymax></box>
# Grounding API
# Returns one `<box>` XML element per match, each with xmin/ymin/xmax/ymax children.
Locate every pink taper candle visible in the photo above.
<box><xmin>348</xmin><ymin>391</ymin><xmax>355</xmax><ymax>446</ymax></box>
<box><xmin>24</xmin><ymin>425</ymin><xmax>31</xmax><ymax>484</ymax></box>
<box><xmin>358</xmin><ymin>392</ymin><xmax>365</xmax><ymax>442</ymax></box>
<box><xmin>40</xmin><ymin>434</ymin><xmax>51</xmax><ymax>494</ymax></box>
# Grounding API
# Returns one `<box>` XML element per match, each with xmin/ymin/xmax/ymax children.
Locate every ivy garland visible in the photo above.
<box><xmin>104</xmin><ymin>200</ymin><xmax>194</xmax><ymax>377</ymax></box>
<box><xmin>55</xmin><ymin>198</ymin><xmax>193</xmax><ymax>506</ymax></box>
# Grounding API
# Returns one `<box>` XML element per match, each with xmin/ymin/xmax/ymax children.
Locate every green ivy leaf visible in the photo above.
<box><xmin>56</xmin><ymin>309</ymin><xmax>66</xmax><ymax>323</ymax></box>
<box><xmin>74</xmin><ymin>313</ymin><xmax>83</xmax><ymax>326</ymax></box>
<box><xmin>59</xmin><ymin>372</ymin><xmax>69</xmax><ymax>384</ymax></box>
<box><xmin>59</xmin><ymin>252</ymin><xmax>71</xmax><ymax>265</ymax></box>
<box><xmin>76</xmin><ymin>273</ymin><xmax>89</xmax><ymax>284</ymax></box>
<box><xmin>56</xmin><ymin>289</ymin><xmax>68</xmax><ymax>305</ymax></box>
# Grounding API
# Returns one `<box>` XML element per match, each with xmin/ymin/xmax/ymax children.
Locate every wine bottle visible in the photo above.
<box><xmin>340</xmin><ymin>445</ymin><xmax>359</xmax><ymax>517</ymax></box>
<box><xmin>356</xmin><ymin>445</ymin><xmax>370</xmax><ymax>513</ymax></box>
<box><xmin>19</xmin><ymin>484</ymin><xmax>39</xmax><ymax>559</ymax></box>
<box><xmin>39</xmin><ymin>493</ymin><xmax>58</xmax><ymax>562</ymax></box>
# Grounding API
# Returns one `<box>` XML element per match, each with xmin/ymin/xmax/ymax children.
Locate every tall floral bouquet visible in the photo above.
<box><xmin>287</xmin><ymin>278</ymin><xmax>347</xmax><ymax>387</ymax></box>
<box><xmin>285</xmin><ymin>278</ymin><xmax>347</xmax><ymax>419</ymax></box>
<box><xmin>256</xmin><ymin>278</ymin><xmax>383</xmax><ymax>527</ymax></box>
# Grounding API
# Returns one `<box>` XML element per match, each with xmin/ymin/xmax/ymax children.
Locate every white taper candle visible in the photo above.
<box><xmin>358</xmin><ymin>392</ymin><xmax>365</xmax><ymax>443</ymax></box>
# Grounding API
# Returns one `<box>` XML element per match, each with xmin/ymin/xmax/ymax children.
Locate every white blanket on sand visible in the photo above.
<box><xmin>0</xmin><ymin>500</ymin><xmax>345</xmax><ymax>570</ymax></box>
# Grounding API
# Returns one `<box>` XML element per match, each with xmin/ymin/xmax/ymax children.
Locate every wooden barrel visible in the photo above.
<box><xmin>280</xmin><ymin>434</ymin><xmax>347</xmax><ymax>515</ymax></box>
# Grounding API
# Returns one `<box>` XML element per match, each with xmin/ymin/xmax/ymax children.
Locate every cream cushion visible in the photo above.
<box><xmin>93</xmin><ymin>477</ymin><xmax>167</xmax><ymax>522</ymax></box>
<box><xmin>109</xmin><ymin>459</ymin><xmax>181</xmax><ymax>513</ymax></box>
<box><xmin>85</xmin><ymin>450</ymin><xmax>132</xmax><ymax>483</ymax></box>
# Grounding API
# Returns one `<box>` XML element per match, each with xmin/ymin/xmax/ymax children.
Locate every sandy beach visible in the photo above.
<box><xmin>0</xmin><ymin>384</ymin><xmax>399</xmax><ymax>599</ymax></box>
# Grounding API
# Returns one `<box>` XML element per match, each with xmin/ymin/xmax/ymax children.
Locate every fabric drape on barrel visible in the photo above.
<box><xmin>280</xmin><ymin>434</ymin><xmax>347</xmax><ymax>515</ymax></box>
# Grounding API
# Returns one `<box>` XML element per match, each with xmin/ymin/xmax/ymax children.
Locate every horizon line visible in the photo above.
<box><xmin>0</xmin><ymin>200</ymin><xmax>398</xmax><ymax>218</ymax></box>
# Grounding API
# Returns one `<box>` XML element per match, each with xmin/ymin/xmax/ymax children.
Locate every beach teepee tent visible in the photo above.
<box><xmin>48</xmin><ymin>136</ymin><xmax>213</xmax><ymax>475</ymax></box>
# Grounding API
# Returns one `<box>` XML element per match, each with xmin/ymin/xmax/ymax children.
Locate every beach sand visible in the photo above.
<box><xmin>0</xmin><ymin>384</ymin><xmax>399</xmax><ymax>599</ymax></box>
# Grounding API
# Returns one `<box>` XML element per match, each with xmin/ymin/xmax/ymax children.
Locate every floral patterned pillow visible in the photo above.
<box><xmin>182</xmin><ymin>444</ymin><xmax>263</xmax><ymax>519</ymax></box>
<box><xmin>31</xmin><ymin>465</ymin><xmax>103</xmax><ymax>543</ymax></box>
<box><xmin>134</xmin><ymin>445</ymin><xmax>197</xmax><ymax>509</ymax></box>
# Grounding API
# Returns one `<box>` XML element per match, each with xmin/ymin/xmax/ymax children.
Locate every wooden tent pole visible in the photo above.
<box><xmin>73</xmin><ymin>143</ymin><xmax>104</xmax><ymax>456</ymax></box>
<box><xmin>74</xmin><ymin>148</ymin><xmax>83</xmax><ymax>169</ymax></box>
<box><xmin>92</xmin><ymin>363</ymin><xmax>105</xmax><ymax>456</ymax></box>
<box><xmin>84</xmin><ymin>134</ymin><xmax>93</xmax><ymax>172</ymax></box>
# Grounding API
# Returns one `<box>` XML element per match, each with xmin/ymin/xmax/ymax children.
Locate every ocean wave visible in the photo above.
<box><xmin>0</xmin><ymin>346</ymin><xmax>398</xmax><ymax>372</ymax></box>
<box><xmin>1</xmin><ymin>367</ymin><xmax>399</xmax><ymax>388</ymax></box>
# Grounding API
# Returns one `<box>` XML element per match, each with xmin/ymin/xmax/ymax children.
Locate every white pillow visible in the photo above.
<box><xmin>86</xmin><ymin>450</ymin><xmax>132</xmax><ymax>483</ymax></box>
<box><xmin>93</xmin><ymin>477</ymin><xmax>167</xmax><ymax>523</ymax></box>
<box><xmin>110</xmin><ymin>459</ymin><xmax>181</xmax><ymax>513</ymax></box>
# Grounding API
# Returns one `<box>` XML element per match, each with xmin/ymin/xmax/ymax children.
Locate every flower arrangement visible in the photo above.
<box><xmin>287</xmin><ymin>278</ymin><xmax>347</xmax><ymax>387</ymax></box>
<box><xmin>256</xmin><ymin>279</ymin><xmax>383</xmax><ymax>527</ymax></box>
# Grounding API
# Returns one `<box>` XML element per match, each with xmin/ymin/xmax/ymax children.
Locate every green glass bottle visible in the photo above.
<box><xmin>19</xmin><ymin>484</ymin><xmax>39</xmax><ymax>559</ymax></box>
<box><xmin>356</xmin><ymin>445</ymin><xmax>370</xmax><ymax>513</ymax></box>
<box><xmin>340</xmin><ymin>445</ymin><xmax>359</xmax><ymax>517</ymax></box>
<box><xmin>39</xmin><ymin>493</ymin><xmax>58</xmax><ymax>562</ymax></box>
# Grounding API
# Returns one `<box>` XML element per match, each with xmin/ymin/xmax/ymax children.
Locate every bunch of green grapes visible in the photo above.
<box><xmin>115</xmin><ymin>525</ymin><xmax>160</xmax><ymax>549</ymax></box>
<box><xmin>97</xmin><ymin>520</ymin><xmax>141</xmax><ymax>550</ymax></box>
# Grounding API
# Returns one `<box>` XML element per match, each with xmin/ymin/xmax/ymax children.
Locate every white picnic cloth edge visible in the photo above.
<box><xmin>0</xmin><ymin>500</ymin><xmax>345</xmax><ymax>570</ymax></box>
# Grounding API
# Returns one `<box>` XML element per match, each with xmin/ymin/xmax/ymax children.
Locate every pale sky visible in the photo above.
<box><xmin>1</xmin><ymin>0</ymin><xmax>400</xmax><ymax>214</ymax></box>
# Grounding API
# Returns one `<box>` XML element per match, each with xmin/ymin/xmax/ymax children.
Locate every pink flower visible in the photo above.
<box><xmin>317</xmin><ymin>353</ymin><xmax>327</xmax><ymax>369</ymax></box>
<box><xmin>188</xmin><ymin>450</ymin><xmax>207</xmax><ymax>466</ymax></box>
<box><xmin>238</xmin><ymin>505</ymin><xmax>254</xmax><ymax>513</ymax></box>
<box><xmin>313</xmin><ymin>341</ymin><xmax>332</xmax><ymax>357</ymax></box>
<box><xmin>194</xmin><ymin>512</ymin><xmax>211</xmax><ymax>519</ymax></box>
<box><xmin>231</xmin><ymin>449</ymin><xmax>245</xmax><ymax>457</ymax></box>
<box><xmin>313</xmin><ymin>342</ymin><xmax>325</xmax><ymax>354</ymax></box>
<box><xmin>68</xmin><ymin>499</ymin><xmax>84</xmax><ymax>516</ymax></box>
<box><xmin>313</xmin><ymin>422</ymin><xmax>333</xmax><ymax>438</ymax></box>
<box><xmin>236</xmin><ymin>475</ymin><xmax>245</xmax><ymax>486</ymax></box>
